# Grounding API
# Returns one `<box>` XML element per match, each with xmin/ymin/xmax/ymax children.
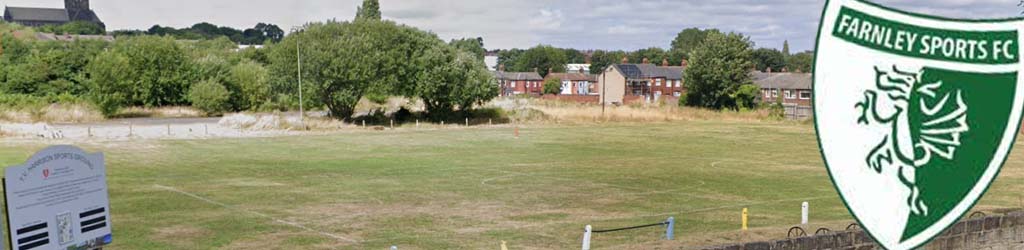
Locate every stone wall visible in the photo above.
<box><xmin>702</xmin><ymin>211</ymin><xmax>1024</xmax><ymax>250</ymax></box>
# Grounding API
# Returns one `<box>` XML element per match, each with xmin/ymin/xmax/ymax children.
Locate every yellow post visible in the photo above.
<box><xmin>501</xmin><ymin>240</ymin><xmax>508</xmax><ymax>250</ymax></box>
<box><xmin>742</xmin><ymin>208</ymin><xmax>748</xmax><ymax>231</ymax></box>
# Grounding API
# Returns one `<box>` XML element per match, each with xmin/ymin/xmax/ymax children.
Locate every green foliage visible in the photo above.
<box><xmin>85</xmin><ymin>51</ymin><xmax>133</xmax><ymax>116</ymax></box>
<box><xmin>589</xmin><ymin>50</ymin><xmax>628</xmax><ymax>74</ymax></box>
<box><xmin>543</xmin><ymin>77</ymin><xmax>562</xmax><ymax>95</ymax></box>
<box><xmin>415</xmin><ymin>48</ymin><xmax>497</xmax><ymax>119</ymax></box>
<box><xmin>684</xmin><ymin>32</ymin><xmax>754</xmax><ymax>110</ymax></box>
<box><xmin>782</xmin><ymin>40</ymin><xmax>791</xmax><ymax>56</ymax></box>
<box><xmin>356</xmin><ymin>0</ymin><xmax>382</xmax><ymax>21</ymax></box>
<box><xmin>678</xmin><ymin>93</ymin><xmax>688</xmax><ymax>107</ymax></box>
<box><xmin>269</xmin><ymin>21</ymin><xmax>377</xmax><ymax>119</ymax></box>
<box><xmin>514</xmin><ymin>45</ymin><xmax>567</xmax><ymax>77</ymax></box>
<box><xmin>496</xmin><ymin>48</ymin><xmax>523</xmax><ymax>70</ymax></box>
<box><xmin>631</xmin><ymin>47</ymin><xmax>668</xmax><ymax>64</ymax></box>
<box><xmin>752</xmin><ymin>48</ymin><xmax>786</xmax><ymax>72</ymax></box>
<box><xmin>731</xmin><ymin>84</ymin><xmax>761</xmax><ymax>110</ymax></box>
<box><xmin>111</xmin><ymin>35</ymin><xmax>195</xmax><ymax>106</ymax></box>
<box><xmin>449</xmin><ymin>37</ymin><xmax>485</xmax><ymax>61</ymax></box>
<box><xmin>787</xmin><ymin>51</ymin><xmax>814</xmax><ymax>73</ymax></box>
<box><xmin>225</xmin><ymin>60</ymin><xmax>270</xmax><ymax>111</ymax></box>
<box><xmin>188</xmin><ymin>79</ymin><xmax>231</xmax><ymax>115</ymax></box>
<box><xmin>670</xmin><ymin>28</ymin><xmax>721</xmax><ymax>60</ymax></box>
<box><xmin>120</xmin><ymin>22</ymin><xmax>284</xmax><ymax>44</ymax></box>
<box><xmin>37</xmin><ymin>21</ymin><xmax>105</xmax><ymax>35</ymax></box>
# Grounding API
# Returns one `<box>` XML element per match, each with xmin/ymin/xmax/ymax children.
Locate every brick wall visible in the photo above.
<box><xmin>702</xmin><ymin>212</ymin><xmax>1024</xmax><ymax>250</ymax></box>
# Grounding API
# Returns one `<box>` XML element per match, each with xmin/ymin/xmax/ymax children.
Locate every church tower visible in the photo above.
<box><xmin>65</xmin><ymin>0</ymin><xmax>90</xmax><ymax>12</ymax></box>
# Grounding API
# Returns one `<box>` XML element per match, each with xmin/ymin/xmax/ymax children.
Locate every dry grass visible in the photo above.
<box><xmin>0</xmin><ymin>103</ymin><xmax>104</xmax><ymax>123</ymax></box>
<box><xmin>511</xmin><ymin>98</ymin><xmax>774</xmax><ymax>124</ymax></box>
<box><xmin>115</xmin><ymin>106</ymin><xmax>203</xmax><ymax>119</ymax></box>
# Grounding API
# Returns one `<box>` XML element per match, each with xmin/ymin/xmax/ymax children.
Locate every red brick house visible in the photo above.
<box><xmin>597</xmin><ymin>58</ymin><xmax>686</xmax><ymax>104</ymax></box>
<box><xmin>493</xmin><ymin>66</ymin><xmax>544</xmax><ymax>96</ymax></box>
<box><xmin>753</xmin><ymin>71</ymin><xmax>812</xmax><ymax>107</ymax></box>
<box><xmin>544</xmin><ymin>72</ymin><xmax>599</xmax><ymax>96</ymax></box>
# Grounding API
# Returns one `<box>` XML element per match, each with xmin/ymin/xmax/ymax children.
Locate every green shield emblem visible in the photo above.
<box><xmin>814</xmin><ymin>1</ymin><xmax>1024</xmax><ymax>249</ymax></box>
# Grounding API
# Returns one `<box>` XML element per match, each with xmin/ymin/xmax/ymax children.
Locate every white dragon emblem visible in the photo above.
<box><xmin>855</xmin><ymin>65</ymin><xmax>969</xmax><ymax>216</ymax></box>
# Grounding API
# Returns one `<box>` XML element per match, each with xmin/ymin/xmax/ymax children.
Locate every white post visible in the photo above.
<box><xmin>582</xmin><ymin>225</ymin><xmax>592</xmax><ymax>250</ymax></box>
<box><xmin>801</xmin><ymin>201</ymin><xmax>809</xmax><ymax>225</ymax></box>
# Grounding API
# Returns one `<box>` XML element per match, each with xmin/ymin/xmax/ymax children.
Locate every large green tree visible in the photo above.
<box><xmin>449</xmin><ymin>37</ymin><xmax>486</xmax><ymax>61</ymax></box>
<box><xmin>356</xmin><ymin>0</ymin><xmax>382</xmax><ymax>21</ymax></box>
<box><xmin>589</xmin><ymin>50</ymin><xmax>628</xmax><ymax>74</ymax></box>
<box><xmin>669</xmin><ymin>28</ymin><xmax>720</xmax><ymax>60</ymax></box>
<box><xmin>414</xmin><ymin>47</ymin><xmax>496</xmax><ymax>118</ymax></box>
<box><xmin>631</xmin><ymin>47</ymin><xmax>668</xmax><ymax>64</ymax></box>
<box><xmin>752</xmin><ymin>48</ymin><xmax>786</xmax><ymax>72</ymax></box>
<box><xmin>787</xmin><ymin>51</ymin><xmax>814</xmax><ymax>73</ymax></box>
<box><xmin>514</xmin><ymin>45</ymin><xmax>567</xmax><ymax>77</ymax></box>
<box><xmin>684</xmin><ymin>32</ymin><xmax>755</xmax><ymax>110</ymax></box>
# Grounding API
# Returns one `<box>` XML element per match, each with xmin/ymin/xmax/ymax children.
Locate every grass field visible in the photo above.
<box><xmin>1</xmin><ymin>120</ymin><xmax>1022</xmax><ymax>249</ymax></box>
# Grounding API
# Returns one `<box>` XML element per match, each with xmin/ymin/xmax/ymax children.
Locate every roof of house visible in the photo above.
<box><xmin>753</xmin><ymin>73</ymin><xmax>812</xmax><ymax>90</ymax></box>
<box><xmin>612</xmin><ymin>64</ymin><xmax>684</xmax><ymax>80</ymax></box>
<box><xmin>545</xmin><ymin>72</ymin><xmax>596</xmax><ymax>82</ymax></box>
<box><xmin>4</xmin><ymin>7</ymin><xmax>70</xmax><ymax>22</ymax></box>
<box><xmin>492</xmin><ymin>71</ymin><xmax>543</xmax><ymax>81</ymax></box>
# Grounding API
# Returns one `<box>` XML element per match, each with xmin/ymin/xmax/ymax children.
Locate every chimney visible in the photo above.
<box><xmin>782</xmin><ymin>67</ymin><xmax>789</xmax><ymax>72</ymax></box>
<box><xmin>642</xmin><ymin>57</ymin><xmax>650</xmax><ymax>64</ymax></box>
<box><xmin>621</xmin><ymin>56</ymin><xmax>629</xmax><ymax>64</ymax></box>
<box><xmin>533</xmin><ymin>67</ymin><xmax>539</xmax><ymax>73</ymax></box>
<box><xmin>767</xmin><ymin>67</ymin><xmax>773</xmax><ymax>73</ymax></box>
<box><xmin>796</xmin><ymin>68</ymin><xmax>803</xmax><ymax>73</ymax></box>
<box><xmin>662</xmin><ymin>59</ymin><xmax>669</xmax><ymax>67</ymax></box>
<box><xmin>548</xmin><ymin>67</ymin><xmax>553</xmax><ymax>75</ymax></box>
<box><xmin>681</xmin><ymin>59</ymin><xmax>688</xmax><ymax>68</ymax></box>
<box><xmin>498</xmin><ymin>64</ymin><xmax>505</xmax><ymax>72</ymax></box>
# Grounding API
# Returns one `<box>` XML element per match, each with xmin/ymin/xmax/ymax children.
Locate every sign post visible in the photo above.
<box><xmin>3</xmin><ymin>145</ymin><xmax>112</xmax><ymax>250</ymax></box>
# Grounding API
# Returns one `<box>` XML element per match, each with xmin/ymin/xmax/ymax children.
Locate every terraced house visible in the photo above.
<box><xmin>493</xmin><ymin>65</ymin><xmax>544</xmax><ymax>96</ymax></box>
<box><xmin>597</xmin><ymin>58</ymin><xmax>686</xmax><ymax>105</ymax></box>
<box><xmin>544</xmin><ymin>72</ymin><xmax>598</xmax><ymax>96</ymax></box>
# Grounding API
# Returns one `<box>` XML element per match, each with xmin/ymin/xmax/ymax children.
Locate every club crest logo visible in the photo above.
<box><xmin>814</xmin><ymin>0</ymin><xmax>1024</xmax><ymax>249</ymax></box>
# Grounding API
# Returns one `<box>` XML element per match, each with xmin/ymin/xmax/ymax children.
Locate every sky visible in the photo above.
<box><xmin>1</xmin><ymin>0</ymin><xmax>1019</xmax><ymax>52</ymax></box>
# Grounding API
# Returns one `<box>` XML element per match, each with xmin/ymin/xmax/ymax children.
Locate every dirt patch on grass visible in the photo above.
<box><xmin>152</xmin><ymin>225</ymin><xmax>210</xmax><ymax>249</ymax></box>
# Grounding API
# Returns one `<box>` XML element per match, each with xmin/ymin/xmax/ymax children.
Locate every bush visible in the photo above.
<box><xmin>678</xmin><ymin>93</ymin><xmax>688</xmax><ymax>107</ymax></box>
<box><xmin>543</xmin><ymin>77</ymin><xmax>562</xmax><ymax>95</ymax></box>
<box><xmin>188</xmin><ymin>80</ymin><xmax>231</xmax><ymax>116</ymax></box>
<box><xmin>86</xmin><ymin>51</ymin><xmax>133</xmax><ymax>117</ymax></box>
<box><xmin>731</xmin><ymin>84</ymin><xmax>761</xmax><ymax>111</ymax></box>
<box><xmin>225</xmin><ymin>60</ymin><xmax>270</xmax><ymax>111</ymax></box>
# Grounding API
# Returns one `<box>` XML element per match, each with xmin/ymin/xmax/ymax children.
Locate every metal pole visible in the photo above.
<box><xmin>582</xmin><ymin>225</ymin><xmax>592</xmax><ymax>250</ymax></box>
<box><xmin>666</xmin><ymin>217</ymin><xmax>675</xmax><ymax>240</ymax></box>
<box><xmin>601</xmin><ymin>69</ymin><xmax>606</xmax><ymax>116</ymax></box>
<box><xmin>297</xmin><ymin>30</ymin><xmax>304</xmax><ymax>124</ymax></box>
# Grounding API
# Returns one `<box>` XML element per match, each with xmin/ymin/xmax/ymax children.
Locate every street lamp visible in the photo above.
<box><xmin>291</xmin><ymin>26</ymin><xmax>304</xmax><ymax>124</ymax></box>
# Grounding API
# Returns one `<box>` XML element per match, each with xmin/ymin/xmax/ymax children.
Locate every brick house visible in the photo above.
<box><xmin>597</xmin><ymin>58</ymin><xmax>686</xmax><ymax>105</ymax></box>
<box><xmin>753</xmin><ymin>71</ymin><xmax>812</xmax><ymax>107</ymax></box>
<box><xmin>493</xmin><ymin>65</ymin><xmax>544</xmax><ymax>96</ymax></box>
<box><xmin>544</xmin><ymin>72</ymin><xmax>599</xmax><ymax>96</ymax></box>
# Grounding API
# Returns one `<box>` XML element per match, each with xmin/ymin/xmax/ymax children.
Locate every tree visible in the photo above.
<box><xmin>496</xmin><ymin>48</ymin><xmax>524</xmax><ymax>70</ymax></box>
<box><xmin>782</xmin><ymin>40</ymin><xmax>791</xmax><ymax>56</ymax></box>
<box><xmin>225</xmin><ymin>60</ymin><xmax>270</xmax><ymax>111</ymax></box>
<box><xmin>514</xmin><ymin>45</ymin><xmax>567</xmax><ymax>77</ymax></box>
<box><xmin>188</xmin><ymin>79</ymin><xmax>231</xmax><ymax>115</ymax></box>
<box><xmin>38</xmin><ymin>21</ymin><xmax>105</xmax><ymax>35</ymax></box>
<box><xmin>731</xmin><ymin>84</ymin><xmax>761</xmax><ymax>110</ymax></box>
<box><xmin>631</xmin><ymin>47</ymin><xmax>668</xmax><ymax>64</ymax></box>
<box><xmin>111</xmin><ymin>36</ymin><xmax>195</xmax><ymax>106</ymax></box>
<box><xmin>752</xmin><ymin>48</ymin><xmax>786</xmax><ymax>72</ymax></box>
<box><xmin>85</xmin><ymin>51</ymin><xmax>133</xmax><ymax>116</ymax></box>
<box><xmin>683</xmin><ymin>32</ymin><xmax>754</xmax><ymax>110</ymax></box>
<box><xmin>589</xmin><ymin>50</ymin><xmax>628</xmax><ymax>74</ymax></box>
<box><xmin>450</xmin><ymin>37</ymin><xmax>486</xmax><ymax>61</ymax></box>
<box><xmin>787</xmin><ymin>51</ymin><xmax>814</xmax><ymax>73</ymax></box>
<box><xmin>543</xmin><ymin>77</ymin><xmax>562</xmax><ymax>95</ymax></box>
<box><xmin>356</xmin><ymin>0</ymin><xmax>382</xmax><ymax>21</ymax></box>
<box><xmin>414</xmin><ymin>47</ymin><xmax>496</xmax><ymax>118</ymax></box>
<box><xmin>669</xmin><ymin>28</ymin><xmax>720</xmax><ymax>59</ymax></box>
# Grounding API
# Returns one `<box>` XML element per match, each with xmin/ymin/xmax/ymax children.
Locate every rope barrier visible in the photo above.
<box><xmin>590</xmin><ymin>221</ymin><xmax>668</xmax><ymax>233</ymax></box>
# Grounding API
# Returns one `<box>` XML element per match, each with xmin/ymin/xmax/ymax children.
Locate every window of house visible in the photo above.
<box><xmin>674</xmin><ymin>80</ymin><xmax>681</xmax><ymax>87</ymax></box>
<box><xmin>799</xmin><ymin>91</ymin><xmax>812</xmax><ymax>100</ymax></box>
<box><xmin>674</xmin><ymin>91</ymin><xmax>681</xmax><ymax>97</ymax></box>
<box><xmin>511</xmin><ymin>81</ymin><xmax>516</xmax><ymax>88</ymax></box>
<box><xmin>785</xmin><ymin>90</ymin><xmax>795</xmax><ymax>99</ymax></box>
<box><xmin>771</xmin><ymin>89</ymin><xmax>778</xmax><ymax>98</ymax></box>
<box><xmin>656</xmin><ymin>79</ymin><xmax>662</xmax><ymax>86</ymax></box>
